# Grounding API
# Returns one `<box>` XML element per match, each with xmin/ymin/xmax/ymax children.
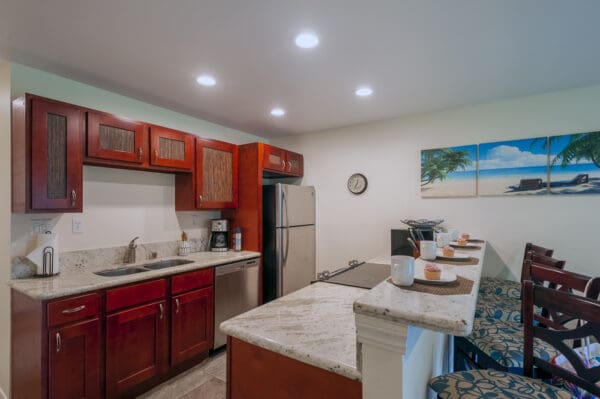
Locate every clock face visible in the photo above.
<box><xmin>348</xmin><ymin>173</ymin><xmax>368</xmax><ymax>194</ymax></box>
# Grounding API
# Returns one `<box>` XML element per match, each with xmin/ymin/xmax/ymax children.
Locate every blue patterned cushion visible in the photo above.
<box><xmin>465</xmin><ymin>317</ymin><xmax>557</xmax><ymax>371</ymax></box>
<box><xmin>479</xmin><ymin>277</ymin><xmax>521</xmax><ymax>299</ymax></box>
<box><xmin>429</xmin><ymin>369</ymin><xmax>572</xmax><ymax>399</ymax></box>
<box><xmin>476</xmin><ymin>293</ymin><xmax>522</xmax><ymax>322</ymax></box>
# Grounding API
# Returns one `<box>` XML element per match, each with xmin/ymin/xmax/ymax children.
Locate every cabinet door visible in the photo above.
<box><xmin>106</xmin><ymin>301</ymin><xmax>168</xmax><ymax>397</ymax></box>
<box><xmin>196</xmin><ymin>138</ymin><xmax>238</xmax><ymax>209</ymax></box>
<box><xmin>31</xmin><ymin>98</ymin><xmax>83</xmax><ymax>211</ymax></box>
<box><xmin>262</xmin><ymin>145</ymin><xmax>286</xmax><ymax>173</ymax></box>
<box><xmin>171</xmin><ymin>286</ymin><xmax>214</xmax><ymax>366</ymax></box>
<box><xmin>48</xmin><ymin>318</ymin><xmax>101</xmax><ymax>399</ymax></box>
<box><xmin>149</xmin><ymin>126</ymin><xmax>194</xmax><ymax>170</ymax></box>
<box><xmin>87</xmin><ymin>111</ymin><xmax>147</xmax><ymax>164</ymax></box>
<box><xmin>285</xmin><ymin>151</ymin><xmax>304</xmax><ymax>176</ymax></box>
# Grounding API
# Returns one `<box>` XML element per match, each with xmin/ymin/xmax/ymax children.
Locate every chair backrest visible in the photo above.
<box><xmin>523</xmin><ymin>280</ymin><xmax>600</xmax><ymax>396</ymax></box>
<box><xmin>520</xmin><ymin>243</ymin><xmax>554</xmax><ymax>282</ymax></box>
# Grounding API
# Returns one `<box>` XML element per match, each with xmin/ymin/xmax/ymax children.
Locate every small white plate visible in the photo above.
<box><xmin>450</xmin><ymin>242</ymin><xmax>480</xmax><ymax>250</ymax></box>
<box><xmin>414</xmin><ymin>263</ymin><xmax>457</xmax><ymax>285</ymax></box>
<box><xmin>435</xmin><ymin>249</ymin><xmax>469</xmax><ymax>260</ymax></box>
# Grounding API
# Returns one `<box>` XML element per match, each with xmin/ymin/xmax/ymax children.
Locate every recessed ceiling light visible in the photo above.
<box><xmin>270</xmin><ymin>107</ymin><xmax>286</xmax><ymax>117</ymax></box>
<box><xmin>355</xmin><ymin>87</ymin><xmax>374</xmax><ymax>97</ymax></box>
<box><xmin>295</xmin><ymin>32</ymin><xmax>319</xmax><ymax>49</ymax></box>
<box><xmin>196</xmin><ymin>74</ymin><xmax>216</xmax><ymax>87</ymax></box>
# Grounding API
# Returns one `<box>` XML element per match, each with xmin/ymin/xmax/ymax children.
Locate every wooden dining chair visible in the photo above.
<box><xmin>430</xmin><ymin>275</ymin><xmax>600</xmax><ymax>398</ymax></box>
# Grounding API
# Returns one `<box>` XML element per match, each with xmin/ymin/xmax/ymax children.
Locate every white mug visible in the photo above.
<box><xmin>436</xmin><ymin>232</ymin><xmax>451</xmax><ymax>248</ymax></box>
<box><xmin>420</xmin><ymin>240</ymin><xmax>437</xmax><ymax>261</ymax></box>
<box><xmin>447</xmin><ymin>228</ymin><xmax>460</xmax><ymax>241</ymax></box>
<box><xmin>390</xmin><ymin>255</ymin><xmax>415</xmax><ymax>286</ymax></box>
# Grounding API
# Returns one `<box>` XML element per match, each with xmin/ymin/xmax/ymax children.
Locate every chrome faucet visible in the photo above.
<box><xmin>125</xmin><ymin>237</ymin><xmax>139</xmax><ymax>264</ymax></box>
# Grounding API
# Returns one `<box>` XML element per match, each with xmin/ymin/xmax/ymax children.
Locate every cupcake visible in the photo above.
<box><xmin>457</xmin><ymin>237</ymin><xmax>468</xmax><ymax>246</ymax></box>
<box><xmin>461</xmin><ymin>233</ymin><xmax>470</xmax><ymax>240</ymax></box>
<box><xmin>424</xmin><ymin>264</ymin><xmax>441</xmax><ymax>280</ymax></box>
<box><xmin>443</xmin><ymin>245</ymin><xmax>455</xmax><ymax>257</ymax></box>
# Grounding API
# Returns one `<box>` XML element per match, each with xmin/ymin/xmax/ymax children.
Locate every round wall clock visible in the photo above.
<box><xmin>347</xmin><ymin>173</ymin><xmax>368</xmax><ymax>195</ymax></box>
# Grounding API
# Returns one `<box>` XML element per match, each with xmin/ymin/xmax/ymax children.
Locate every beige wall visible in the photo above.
<box><xmin>273</xmin><ymin>84</ymin><xmax>600</xmax><ymax>279</ymax></box>
<box><xmin>0</xmin><ymin>61</ymin><xmax>12</xmax><ymax>398</ymax></box>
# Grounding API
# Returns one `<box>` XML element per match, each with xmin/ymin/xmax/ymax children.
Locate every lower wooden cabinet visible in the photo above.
<box><xmin>171</xmin><ymin>286</ymin><xmax>214</xmax><ymax>366</ymax></box>
<box><xmin>48</xmin><ymin>318</ymin><xmax>102</xmax><ymax>399</ymax></box>
<box><xmin>106</xmin><ymin>300</ymin><xmax>169</xmax><ymax>398</ymax></box>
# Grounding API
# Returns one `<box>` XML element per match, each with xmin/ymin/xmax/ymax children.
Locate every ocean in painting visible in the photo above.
<box><xmin>478</xmin><ymin>138</ymin><xmax>549</xmax><ymax>196</ymax></box>
<box><xmin>421</xmin><ymin>144</ymin><xmax>477</xmax><ymax>198</ymax></box>
<box><xmin>549</xmin><ymin>132</ymin><xmax>600</xmax><ymax>194</ymax></box>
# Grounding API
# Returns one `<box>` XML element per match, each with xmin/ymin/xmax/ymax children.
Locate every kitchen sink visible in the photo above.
<box><xmin>94</xmin><ymin>267</ymin><xmax>149</xmax><ymax>277</ymax></box>
<box><xmin>142</xmin><ymin>259</ymin><xmax>194</xmax><ymax>270</ymax></box>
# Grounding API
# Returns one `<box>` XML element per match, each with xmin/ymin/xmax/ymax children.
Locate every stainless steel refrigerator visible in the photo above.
<box><xmin>263</xmin><ymin>183</ymin><xmax>316</xmax><ymax>302</ymax></box>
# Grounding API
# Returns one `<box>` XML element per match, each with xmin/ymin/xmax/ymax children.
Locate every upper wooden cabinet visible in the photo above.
<box><xmin>149</xmin><ymin>126</ymin><xmax>195</xmax><ymax>171</ymax></box>
<box><xmin>262</xmin><ymin>144</ymin><xmax>304</xmax><ymax>177</ymax></box>
<box><xmin>12</xmin><ymin>95</ymin><xmax>84</xmax><ymax>213</ymax></box>
<box><xmin>86</xmin><ymin>111</ymin><xmax>147</xmax><ymax>164</ymax></box>
<box><xmin>196</xmin><ymin>138</ymin><xmax>239</xmax><ymax>209</ymax></box>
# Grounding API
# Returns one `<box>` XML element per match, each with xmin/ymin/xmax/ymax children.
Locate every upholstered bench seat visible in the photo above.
<box><xmin>479</xmin><ymin>277</ymin><xmax>521</xmax><ymax>299</ymax></box>
<box><xmin>429</xmin><ymin>369</ymin><xmax>571</xmax><ymax>399</ymax></box>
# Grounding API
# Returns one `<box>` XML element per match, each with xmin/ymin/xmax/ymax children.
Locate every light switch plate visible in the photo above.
<box><xmin>72</xmin><ymin>216</ymin><xmax>84</xmax><ymax>233</ymax></box>
<box><xmin>31</xmin><ymin>219</ymin><xmax>50</xmax><ymax>234</ymax></box>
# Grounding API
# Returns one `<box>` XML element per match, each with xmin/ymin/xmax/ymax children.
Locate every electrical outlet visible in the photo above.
<box><xmin>31</xmin><ymin>219</ymin><xmax>50</xmax><ymax>234</ymax></box>
<box><xmin>72</xmin><ymin>216</ymin><xmax>84</xmax><ymax>233</ymax></box>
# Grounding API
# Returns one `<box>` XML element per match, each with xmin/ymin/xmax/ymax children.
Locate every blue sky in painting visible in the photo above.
<box><xmin>479</xmin><ymin>137</ymin><xmax>548</xmax><ymax>170</ymax></box>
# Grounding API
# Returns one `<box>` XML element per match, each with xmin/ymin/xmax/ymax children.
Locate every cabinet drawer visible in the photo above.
<box><xmin>106</xmin><ymin>279</ymin><xmax>166</xmax><ymax>313</ymax></box>
<box><xmin>47</xmin><ymin>293</ymin><xmax>100</xmax><ymax>327</ymax></box>
<box><xmin>172</xmin><ymin>268</ymin><xmax>214</xmax><ymax>295</ymax></box>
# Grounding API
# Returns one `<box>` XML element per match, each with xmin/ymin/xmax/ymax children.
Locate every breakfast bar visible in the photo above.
<box><xmin>221</xmin><ymin>241</ymin><xmax>486</xmax><ymax>399</ymax></box>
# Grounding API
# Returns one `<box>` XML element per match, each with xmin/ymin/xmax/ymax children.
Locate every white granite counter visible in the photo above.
<box><xmin>353</xmin><ymin>243</ymin><xmax>486</xmax><ymax>337</ymax></box>
<box><xmin>220</xmin><ymin>282</ymin><xmax>365</xmax><ymax>381</ymax></box>
<box><xmin>8</xmin><ymin>250</ymin><xmax>261</xmax><ymax>300</ymax></box>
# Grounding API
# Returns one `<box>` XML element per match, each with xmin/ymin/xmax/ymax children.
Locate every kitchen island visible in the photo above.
<box><xmin>221</xmin><ymin>242</ymin><xmax>486</xmax><ymax>399</ymax></box>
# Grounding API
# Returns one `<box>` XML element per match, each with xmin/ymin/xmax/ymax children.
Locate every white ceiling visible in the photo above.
<box><xmin>1</xmin><ymin>0</ymin><xmax>600</xmax><ymax>138</ymax></box>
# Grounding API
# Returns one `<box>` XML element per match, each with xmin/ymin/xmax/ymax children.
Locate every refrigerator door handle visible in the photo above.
<box><xmin>282</xmin><ymin>189</ymin><xmax>290</xmax><ymax>267</ymax></box>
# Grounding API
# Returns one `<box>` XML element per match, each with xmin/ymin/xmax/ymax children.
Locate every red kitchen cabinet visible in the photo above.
<box><xmin>106</xmin><ymin>300</ymin><xmax>169</xmax><ymax>398</ymax></box>
<box><xmin>262</xmin><ymin>144</ymin><xmax>287</xmax><ymax>173</ymax></box>
<box><xmin>48</xmin><ymin>318</ymin><xmax>102</xmax><ymax>399</ymax></box>
<box><xmin>285</xmin><ymin>150</ymin><xmax>304</xmax><ymax>176</ymax></box>
<box><xmin>171</xmin><ymin>286</ymin><xmax>214</xmax><ymax>366</ymax></box>
<box><xmin>87</xmin><ymin>111</ymin><xmax>147</xmax><ymax>164</ymax></box>
<box><xmin>196</xmin><ymin>138</ymin><xmax>239</xmax><ymax>209</ymax></box>
<box><xmin>149</xmin><ymin>125</ymin><xmax>195</xmax><ymax>170</ymax></box>
<box><xmin>12</xmin><ymin>95</ymin><xmax>84</xmax><ymax>212</ymax></box>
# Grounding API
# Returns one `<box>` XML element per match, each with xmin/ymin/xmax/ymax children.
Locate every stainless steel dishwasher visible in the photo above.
<box><xmin>214</xmin><ymin>257</ymin><xmax>260</xmax><ymax>349</ymax></box>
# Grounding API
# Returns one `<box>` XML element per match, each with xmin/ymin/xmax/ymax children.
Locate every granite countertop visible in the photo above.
<box><xmin>220</xmin><ymin>282</ymin><xmax>365</xmax><ymax>381</ymax></box>
<box><xmin>8</xmin><ymin>250</ymin><xmax>261</xmax><ymax>300</ymax></box>
<box><xmin>353</xmin><ymin>243</ymin><xmax>486</xmax><ymax>337</ymax></box>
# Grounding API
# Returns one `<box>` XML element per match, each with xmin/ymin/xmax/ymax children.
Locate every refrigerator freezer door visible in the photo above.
<box><xmin>280</xmin><ymin>225</ymin><xmax>316</xmax><ymax>296</ymax></box>
<box><xmin>276</xmin><ymin>184</ymin><xmax>315</xmax><ymax>228</ymax></box>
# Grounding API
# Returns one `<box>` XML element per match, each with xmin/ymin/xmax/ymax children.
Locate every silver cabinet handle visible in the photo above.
<box><xmin>154</xmin><ymin>149</ymin><xmax>159</xmax><ymax>161</ymax></box>
<box><xmin>198</xmin><ymin>195</ymin><xmax>203</xmax><ymax>207</ymax></box>
<box><xmin>56</xmin><ymin>332</ymin><xmax>61</xmax><ymax>353</ymax></box>
<box><xmin>287</xmin><ymin>161</ymin><xmax>291</xmax><ymax>171</ymax></box>
<box><xmin>71</xmin><ymin>190</ymin><xmax>77</xmax><ymax>207</ymax></box>
<box><xmin>138</xmin><ymin>147</ymin><xmax>143</xmax><ymax>160</ymax></box>
<box><xmin>159</xmin><ymin>303</ymin><xmax>164</xmax><ymax>319</ymax></box>
<box><xmin>175</xmin><ymin>298</ymin><xmax>180</xmax><ymax>314</ymax></box>
<box><xmin>62</xmin><ymin>305</ymin><xmax>86</xmax><ymax>314</ymax></box>
<box><xmin>281</xmin><ymin>160</ymin><xmax>285</xmax><ymax>168</ymax></box>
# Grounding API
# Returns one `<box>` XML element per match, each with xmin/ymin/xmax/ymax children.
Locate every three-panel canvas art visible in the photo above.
<box><xmin>421</xmin><ymin>131</ymin><xmax>600</xmax><ymax>198</ymax></box>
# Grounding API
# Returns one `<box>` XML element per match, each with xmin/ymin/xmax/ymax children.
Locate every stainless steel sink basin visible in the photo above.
<box><xmin>94</xmin><ymin>267</ymin><xmax>149</xmax><ymax>277</ymax></box>
<box><xmin>142</xmin><ymin>259</ymin><xmax>194</xmax><ymax>270</ymax></box>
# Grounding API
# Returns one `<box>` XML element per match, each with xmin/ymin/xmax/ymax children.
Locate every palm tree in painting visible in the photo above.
<box><xmin>421</xmin><ymin>148</ymin><xmax>473</xmax><ymax>186</ymax></box>
<box><xmin>551</xmin><ymin>132</ymin><xmax>600</xmax><ymax>168</ymax></box>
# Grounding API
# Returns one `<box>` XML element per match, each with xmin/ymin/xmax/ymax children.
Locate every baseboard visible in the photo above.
<box><xmin>0</xmin><ymin>386</ymin><xmax>7</xmax><ymax>399</ymax></box>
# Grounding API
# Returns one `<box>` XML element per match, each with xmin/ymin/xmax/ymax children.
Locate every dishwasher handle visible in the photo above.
<box><xmin>215</xmin><ymin>258</ymin><xmax>260</xmax><ymax>277</ymax></box>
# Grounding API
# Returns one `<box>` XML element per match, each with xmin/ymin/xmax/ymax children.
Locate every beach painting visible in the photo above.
<box><xmin>421</xmin><ymin>145</ymin><xmax>477</xmax><ymax>198</ymax></box>
<box><xmin>549</xmin><ymin>131</ymin><xmax>600</xmax><ymax>194</ymax></box>
<box><xmin>478</xmin><ymin>138</ymin><xmax>549</xmax><ymax>196</ymax></box>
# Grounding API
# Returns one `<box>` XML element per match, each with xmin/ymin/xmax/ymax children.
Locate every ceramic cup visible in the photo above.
<box><xmin>447</xmin><ymin>228</ymin><xmax>460</xmax><ymax>241</ymax></box>
<box><xmin>436</xmin><ymin>232</ymin><xmax>451</xmax><ymax>248</ymax></box>
<box><xmin>390</xmin><ymin>255</ymin><xmax>415</xmax><ymax>286</ymax></box>
<box><xmin>420</xmin><ymin>240</ymin><xmax>437</xmax><ymax>261</ymax></box>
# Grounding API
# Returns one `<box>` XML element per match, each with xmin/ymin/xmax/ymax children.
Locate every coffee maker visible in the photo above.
<box><xmin>209</xmin><ymin>219</ymin><xmax>229</xmax><ymax>252</ymax></box>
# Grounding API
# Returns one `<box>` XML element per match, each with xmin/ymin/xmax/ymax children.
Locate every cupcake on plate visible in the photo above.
<box><xmin>424</xmin><ymin>264</ymin><xmax>441</xmax><ymax>280</ymax></box>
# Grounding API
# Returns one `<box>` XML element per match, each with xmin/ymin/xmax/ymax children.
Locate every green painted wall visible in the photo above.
<box><xmin>10</xmin><ymin>63</ymin><xmax>264</xmax><ymax>144</ymax></box>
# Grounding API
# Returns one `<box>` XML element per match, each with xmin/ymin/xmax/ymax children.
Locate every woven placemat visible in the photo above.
<box><xmin>450</xmin><ymin>244</ymin><xmax>482</xmax><ymax>251</ymax></box>
<box><xmin>388</xmin><ymin>276</ymin><xmax>474</xmax><ymax>296</ymax></box>
<box><xmin>433</xmin><ymin>256</ymin><xmax>479</xmax><ymax>266</ymax></box>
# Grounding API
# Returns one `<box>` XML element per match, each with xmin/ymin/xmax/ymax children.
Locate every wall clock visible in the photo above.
<box><xmin>347</xmin><ymin>173</ymin><xmax>368</xmax><ymax>195</ymax></box>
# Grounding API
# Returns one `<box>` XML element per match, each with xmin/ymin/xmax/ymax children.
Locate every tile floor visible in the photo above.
<box><xmin>138</xmin><ymin>351</ymin><xmax>226</xmax><ymax>399</ymax></box>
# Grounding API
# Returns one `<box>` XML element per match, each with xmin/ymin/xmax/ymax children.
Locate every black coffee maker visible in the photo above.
<box><xmin>209</xmin><ymin>219</ymin><xmax>229</xmax><ymax>252</ymax></box>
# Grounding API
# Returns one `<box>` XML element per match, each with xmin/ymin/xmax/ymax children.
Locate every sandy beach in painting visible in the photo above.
<box><xmin>478</xmin><ymin>175</ymin><xmax>547</xmax><ymax>196</ymax></box>
<box><xmin>550</xmin><ymin>169</ymin><xmax>600</xmax><ymax>194</ymax></box>
<box><xmin>421</xmin><ymin>179</ymin><xmax>476</xmax><ymax>198</ymax></box>
<box><xmin>476</xmin><ymin>169</ymin><xmax>600</xmax><ymax>195</ymax></box>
